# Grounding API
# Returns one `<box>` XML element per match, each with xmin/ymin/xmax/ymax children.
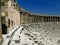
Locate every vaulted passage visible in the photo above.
<box><xmin>1</xmin><ymin>16</ymin><xmax>7</xmax><ymax>34</ymax></box>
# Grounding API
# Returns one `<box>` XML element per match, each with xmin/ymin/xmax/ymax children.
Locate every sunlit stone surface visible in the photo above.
<box><xmin>22</xmin><ymin>22</ymin><xmax>60</xmax><ymax>45</ymax></box>
<box><xmin>1</xmin><ymin>22</ymin><xmax>60</xmax><ymax>45</ymax></box>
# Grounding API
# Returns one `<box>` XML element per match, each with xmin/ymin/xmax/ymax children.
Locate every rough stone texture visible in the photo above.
<box><xmin>1</xmin><ymin>0</ymin><xmax>60</xmax><ymax>45</ymax></box>
<box><xmin>23</xmin><ymin>22</ymin><xmax>60</xmax><ymax>45</ymax></box>
<box><xmin>0</xmin><ymin>30</ymin><xmax>2</xmax><ymax>44</ymax></box>
<box><xmin>7</xmin><ymin>0</ymin><xmax>20</xmax><ymax>29</ymax></box>
<box><xmin>0</xmin><ymin>30</ymin><xmax>2</xmax><ymax>39</ymax></box>
<box><xmin>0</xmin><ymin>0</ymin><xmax>2</xmax><ymax>42</ymax></box>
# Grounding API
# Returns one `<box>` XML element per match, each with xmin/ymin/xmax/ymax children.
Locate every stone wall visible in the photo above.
<box><xmin>19</xmin><ymin>12</ymin><xmax>60</xmax><ymax>24</ymax></box>
<box><xmin>0</xmin><ymin>0</ymin><xmax>20</xmax><ymax>42</ymax></box>
<box><xmin>7</xmin><ymin>0</ymin><xmax>20</xmax><ymax>29</ymax></box>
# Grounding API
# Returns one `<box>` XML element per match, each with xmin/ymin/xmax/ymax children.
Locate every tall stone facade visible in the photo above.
<box><xmin>20</xmin><ymin>13</ymin><xmax>60</xmax><ymax>23</ymax></box>
<box><xmin>0</xmin><ymin>0</ymin><xmax>20</xmax><ymax>42</ymax></box>
<box><xmin>7</xmin><ymin>0</ymin><xmax>20</xmax><ymax>29</ymax></box>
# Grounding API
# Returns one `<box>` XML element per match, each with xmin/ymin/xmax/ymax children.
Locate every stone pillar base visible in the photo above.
<box><xmin>0</xmin><ymin>30</ymin><xmax>2</xmax><ymax>39</ymax></box>
<box><xmin>0</xmin><ymin>30</ymin><xmax>2</xmax><ymax>44</ymax></box>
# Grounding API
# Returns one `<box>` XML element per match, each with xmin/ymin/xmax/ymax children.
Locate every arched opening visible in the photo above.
<box><xmin>1</xmin><ymin>16</ymin><xmax>7</xmax><ymax>34</ymax></box>
<box><xmin>12</xmin><ymin>20</ymin><xmax>13</xmax><ymax>28</ymax></box>
<box><xmin>8</xmin><ymin>19</ymin><xmax>10</xmax><ymax>27</ymax></box>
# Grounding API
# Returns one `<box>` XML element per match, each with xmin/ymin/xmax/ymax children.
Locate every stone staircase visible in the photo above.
<box><xmin>23</xmin><ymin>22</ymin><xmax>60</xmax><ymax>45</ymax></box>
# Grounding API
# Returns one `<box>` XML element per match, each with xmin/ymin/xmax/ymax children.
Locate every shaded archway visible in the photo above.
<box><xmin>1</xmin><ymin>16</ymin><xmax>7</xmax><ymax>34</ymax></box>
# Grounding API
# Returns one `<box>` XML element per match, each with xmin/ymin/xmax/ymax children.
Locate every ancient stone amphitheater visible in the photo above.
<box><xmin>0</xmin><ymin>0</ymin><xmax>60</xmax><ymax>45</ymax></box>
<box><xmin>22</xmin><ymin>22</ymin><xmax>60</xmax><ymax>45</ymax></box>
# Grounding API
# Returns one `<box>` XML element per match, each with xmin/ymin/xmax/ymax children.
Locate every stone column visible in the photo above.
<box><xmin>20</xmin><ymin>14</ymin><xmax>21</xmax><ymax>24</ymax></box>
<box><xmin>52</xmin><ymin>16</ymin><xmax>53</xmax><ymax>22</ymax></box>
<box><xmin>47</xmin><ymin>16</ymin><xmax>48</xmax><ymax>22</ymax></box>
<box><xmin>33</xmin><ymin>15</ymin><xmax>35</xmax><ymax>23</ymax></box>
<box><xmin>49</xmin><ymin>16</ymin><xmax>50</xmax><ymax>22</ymax></box>
<box><xmin>54</xmin><ymin>16</ymin><xmax>56</xmax><ymax>22</ymax></box>
<box><xmin>57</xmin><ymin>17</ymin><xmax>58</xmax><ymax>22</ymax></box>
<box><xmin>56</xmin><ymin>17</ymin><xmax>57</xmax><ymax>22</ymax></box>
<box><xmin>20</xmin><ymin>11</ymin><xmax>24</xmax><ymax>24</ymax></box>
<box><xmin>24</xmin><ymin>14</ymin><xmax>26</xmax><ymax>23</ymax></box>
<box><xmin>45</xmin><ymin>16</ymin><xmax>46</xmax><ymax>22</ymax></box>
<box><xmin>45</xmin><ymin>16</ymin><xmax>47</xmax><ymax>22</ymax></box>
<box><xmin>5</xmin><ymin>12</ymin><xmax>8</xmax><ymax>33</ymax></box>
<box><xmin>19</xmin><ymin>9</ymin><xmax>22</xmax><ymax>24</ymax></box>
<box><xmin>44</xmin><ymin>16</ymin><xmax>45</xmax><ymax>22</ymax></box>
<box><xmin>0</xmin><ymin>0</ymin><xmax>2</xmax><ymax>42</ymax></box>
<box><xmin>59</xmin><ymin>17</ymin><xmax>60</xmax><ymax>22</ymax></box>
<box><xmin>40</xmin><ymin>16</ymin><xmax>42</xmax><ymax>22</ymax></box>
<box><xmin>23</xmin><ymin>12</ymin><xmax>25</xmax><ymax>24</ymax></box>
<box><xmin>58</xmin><ymin>17</ymin><xmax>59</xmax><ymax>22</ymax></box>
<box><xmin>51</xmin><ymin>16</ymin><xmax>52</xmax><ymax>22</ymax></box>
<box><xmin>4</xmin><ymin>1</ymin><xmax>9</xmax><ymax>33</ymax></box>
<box><xmin>49</xmin><ymin>16</ymin><xmax>51</xmax><ymax>22</ymax></box>
<box><xmin>38</xmin><ymin>15</ymin><xmax>39</xmax><ymax>22</ymax></box>
<box><xmin>28</xmin><ymin>14</ymin><xmax>30</xmax><ymax>23</ymax></box>
<box><xmin>0</xmin><ymin>10</ymin><xmax>2</xmax><ymax>40</ymax></box>
<box><xmin>54</xmin><ymin>16</ymin><xmax>55</xmax><ymax>22</ymax></box>
<box><xmin>48</xmin><ymin>16</ymin><xmax>50</xmax><ymax>22</ymax></box>
<box><xmin>41</xmin><ymin>16</ymin><xmax>43</xmax><ymax>22</ymax></box>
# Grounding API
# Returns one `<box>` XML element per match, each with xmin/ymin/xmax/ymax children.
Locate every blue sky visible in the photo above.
<box><xmin>17</xmin><ymin>0</ymin><xmax>60</xmax><ymax>16</ymax></box>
